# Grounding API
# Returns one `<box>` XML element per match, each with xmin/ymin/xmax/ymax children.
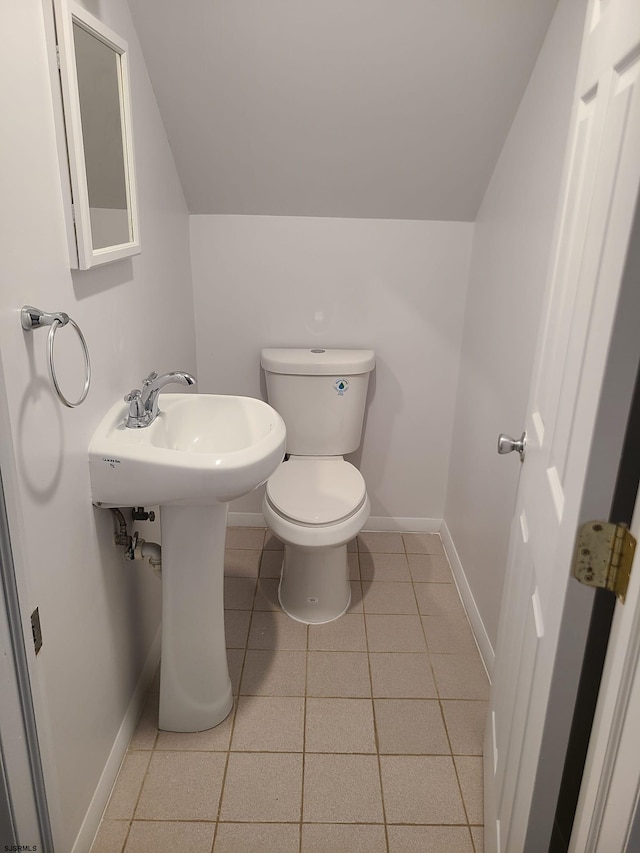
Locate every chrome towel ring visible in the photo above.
<box><xmin>21</xmin><ymin>306</ymin><xmax>91</xmax><ymax>408</ymax></box>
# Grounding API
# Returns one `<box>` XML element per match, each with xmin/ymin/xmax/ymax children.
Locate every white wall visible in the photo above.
<box><xmin>190</xmin><ymin>215</ymin><xmax>474</xmax><ymax>526</ymax></box>
<box><xmin>0</xmin><ymin>2</ymin><xmax>195</xmax><ymax>850</ymax></box>
<box><xmin>128</xmin><ymin>0</ymin><xmax>559</xmax><ymax>221</ymax></box>
<box><xmin>444</xmin><ymin>0</ymin><xmax>587</xmax><ymax>654</ymax></box>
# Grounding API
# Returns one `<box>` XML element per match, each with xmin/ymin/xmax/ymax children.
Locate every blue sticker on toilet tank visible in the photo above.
<box><xmin>334</xmin><ymin>378</ymin><xmax>349</xmax><ymax>395</ymax></box>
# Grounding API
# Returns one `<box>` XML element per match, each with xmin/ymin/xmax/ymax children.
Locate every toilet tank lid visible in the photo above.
<box><xmin>261</xmin><ymin>348</ymin><xmax>375</xmax><ymax>375</ymax></box>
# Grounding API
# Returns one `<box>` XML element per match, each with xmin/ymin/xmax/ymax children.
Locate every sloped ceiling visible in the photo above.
<box><xmin>128</xmin><ymin>0</ymin><xmax>559</xmax><ymax>220</ymax></box>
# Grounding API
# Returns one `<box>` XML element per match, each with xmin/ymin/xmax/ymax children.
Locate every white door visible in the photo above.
<box><xmin>570</xmin><ymin>482</ymin><xmax>640</xmax><ymax>851</ymax></box>
<box><xmin>485</xmin><ymin>0</ymin><xmax>640</xmax><ymax>850</ymax></box>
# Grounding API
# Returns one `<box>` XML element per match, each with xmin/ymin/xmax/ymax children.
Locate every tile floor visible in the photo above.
<box><xmin>91</xmin><ymin>529</ymin><xmax>488</xmax><ymax>853</ymax></box>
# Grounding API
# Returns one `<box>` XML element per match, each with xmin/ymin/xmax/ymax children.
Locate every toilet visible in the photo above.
<box><xmin>261</xmin><ymin>348</ymin><xmax>375</xmax><ymax>624</ymax></box>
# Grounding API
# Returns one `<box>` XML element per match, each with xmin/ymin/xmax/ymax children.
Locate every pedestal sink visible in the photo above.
<box><xmin>88</xmin><ymin>394</ymin><xmax>286</xmax><ymax>732</ymax></box>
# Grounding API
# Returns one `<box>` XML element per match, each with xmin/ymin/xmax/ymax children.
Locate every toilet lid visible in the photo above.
<box><xmin>266</xmin><ymin>458</ymin><xmax>367</xmax><ymax>525</ymax></box>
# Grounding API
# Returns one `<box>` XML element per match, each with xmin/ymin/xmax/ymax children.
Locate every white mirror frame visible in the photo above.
<box><xmin>54</xmin><ymin>1</ymin><xmax>140</xmax><ymax>269</ymax></box>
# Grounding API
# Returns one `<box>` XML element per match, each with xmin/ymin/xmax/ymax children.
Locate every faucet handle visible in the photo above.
<box><xmin>142</xmin><ymin>371</ymin><xmax>158</xmax><ymax>387</ymax></box>
<box><xmin>124</xmin><ymin>389</ymin><xmax>144</xmax><ymax>415</ymax></box>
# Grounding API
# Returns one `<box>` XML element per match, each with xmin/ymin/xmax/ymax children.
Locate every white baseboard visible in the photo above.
<box><xmin>440</xmin><ymin>520</ymin><xmax>495</xmax><ymax>679</ymax></box>
<box><xmin>364</xmin><ymin>516</ymin><xmax>442</xmax><ymax>533</ymax></box>
<box><xmin>227</xmin><ymin>511</ymin><xmax>441</xmax><ymax>534</ymax></box>
<box><xmin>72</xmin><ymin>628</ymin><xmax>161</xmax><ymax>853</ymax></box>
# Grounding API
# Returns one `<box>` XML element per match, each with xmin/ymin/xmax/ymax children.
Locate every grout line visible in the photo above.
<box><xmin>95</xmin><ymin>530</ymin><xmax>486</xmax><ymax>851</ymax></box>
<box><xmin>118</xmin><ymin>736</ymin><xmax>154</xmax><ymax>843</ymax></box>
<box><xmin>299</xmin><ymin>623</ymin><xmax>309</xmax><ymax>853</ymax></box>
<box><xmin>210</xmin><ymin>572</ymin><xmax>257</xmax><ymax>852</ymax></box>
<box><xmin>413</xmin><ymin>547</ymin><xmax>477</xmax><ymax>840</ymax></box>
<box><xmin>363</xmin><ymin>592</ymin><xmax>391</xmax><ymax>853</ymax></box>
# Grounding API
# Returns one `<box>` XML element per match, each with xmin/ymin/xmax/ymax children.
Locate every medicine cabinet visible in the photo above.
<box><xmin>54</xmin><ymin>1</ymin><xmax>140</xmax><ymax>269</ymax></box>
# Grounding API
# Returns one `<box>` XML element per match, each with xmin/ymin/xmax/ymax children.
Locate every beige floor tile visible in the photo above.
<box><xmin>365</xmin><ymin>614</ymin><xmax>427</xmax><ymax>652</ymax></box>
<box><xmin>224</xmin><ymin>577</ymin><xmax>257</xmax><ymax>610</ymax></box>
<box><xmin>254</xmin><ymin>577</ymin><xmax>281</xmax><ymax>610</ymax></box>
<box><xmin>380</xmin><ymin>755</ymin><xmax>466</xmax><ymax>824</ymax></box>
<box><xmin>225</xmin><ymin>526</ymin><xmax>266</xmax><ymax>550</ymax></box>
<box><xmin>360</xmin><ymin>552</ymin><xmax>411</xmax><ymax>581</ymax></box>
<box><xmin>135</xmin><ymin>751</ymin><xmax>225</xmax><ymax>821</ymax></box>
<box><xmin>224</xmin><ymin>548</ymin><xmax>262</xmax><ymax>577</ymax></box>
<box><xmin>306</xmin><ymin>698</ymin><xmax>376</xmax><ymax>753</ymax></box>
<box><xmin>431</xmin><ymin>654</ymin><xmax>489</xmax><ymax>700</ymax></box>
<box><xmin>403</xmin><ymin>532</ymin><xmax>445</xmax><ymax>556</ymax></box>
<box><xmin>303</xmin><ymin>754</ymin><xmax>383</xmax><ymax>822</ymax></box>
<box><xmin>347</xmin><ymin>537</ymin><xmax>358</xmax><ymax>552</ymax></box>
<box><xmin>471</xmin><ymin>825</ymin><xmax>485</xmax><ymax>852</ymax></box>
<box><xmin>358</xmin><ymin>531</ymin><xmax>405</xmax><ymax>554</ymax></box>
<box><xmin>369</xmin><ymin>652</ymin><xmax>437</xmax><ymax>698</ymax></box>
<box><xmin>363</xmin><ymin>581</ymin><xmax>418</xmax><ymax>614</ymax></box>
<box><xmin>422</xmin><ymin>613</ymin><xmax>479</xmax><ymax>655</ymax></box>
<box><xmin>227</xmin><ymin>648</ymin><xmax>244</xmax><ymax>694</ymax></box>
<box><xmin>225</xmin><ymin>610</ymin><xmax>251</xmax><ymax>648</ymax></box>
<box><xmin>91</xmin><ymin>820</ymin><xmax>129</xmax><ymax>853</ymax></box>
<box><xmin>455</xmin><ymin>755</ymin><xmax>484</xmax><ymax>824</ymax></box>
<box><xmin>248</xmin><ymin>610</ymin><xmax>308</xmax><ymax>650</ymax></box>
<box><xmin>374</xmin><ymin>698</ymin><xmax>450</xmax><ymax>754</ymax></box>
<box><xmin>414</xmin><ymin>583</ymin><xmax>466</xmax><ymax>618</ymax></box>
<box><xmin>301</xmin><ymin>823</ymin><xmax>387</xmax><ymax>852</ymax></box>
<box><xmin>107</xmin><ymin>540</ymin><xmax>494</xmax><ymax>845</ymax></box>
<box><xmin>240</xmin><ymin>649</ymin><xmax>306</xmax><ymax>696</ymax></box>
<box><xmin>306</xmin><ymin>651</ymin><xmax>371</xmax><ymax>697</ymax></box>
<box><xmin>220</xmin><ymin>753</ymin><xmax>303</xmax><ymax>821</ymax></box>
<box><xmin>214</xmin><ymin>823</ymin><xmax>300</xmax><ymax>852</ymax></box>
<box><xmin>231</xmin><ymin>696</ymin><xmax>304</xmax><ymax>751</ymax></box>
<box><xmin>155</xmin><ymin>707</ymin><xmax>234</xmax><ymax>751</ymax></box>
<box><xmin>260</xmin><ymin>550</ymin><xmax>283</xmax><ymax>577</ymax></box>
<box><xmin>387</xmin><ymin>825</ymin><xmax>474</xmax><ymax>852</ymax></box>
<box><xmin>125</xmin><ymin>821</ymin><xmax>215</xmax><ymax>853</ymax></box>
<box><xmin>104</xmin><ymin>751</ymin><xmax>151</xmax><ymax>820</ymax></box>
<box><xmin>441</xmin><ymin>701</ymin><xmax>489</xmax><ymax>755</ymax></box>
<box><xmin>408</xmin><ymin>553</ymin><xmax>453</xmax><ymax>582</ymax></box>
<box><xmin>264</xmin><ymin>531</ymin><xmax>284</xmax><ymax>550</ymax></box>
<box><xmin>308</xmin><ymin>613</ymin><xmax>367</xmax><ymax>651</ymax></box>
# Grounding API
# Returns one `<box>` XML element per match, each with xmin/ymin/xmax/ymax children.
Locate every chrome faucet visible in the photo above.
<box><xmin>124</xmin><ymin>371</ymin><xmax>197</xmax><ymax>428</ymax></box>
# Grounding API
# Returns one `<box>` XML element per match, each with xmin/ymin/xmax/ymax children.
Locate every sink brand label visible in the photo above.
<box><xmin>102</xmin><ymin>457</ymin><xmax>122</xmax><ymax>469</ymax></box>
<box><xmin>334</xmin><ymin>378</ymin><xmax>349</xmax><ymax>396</ymax></box>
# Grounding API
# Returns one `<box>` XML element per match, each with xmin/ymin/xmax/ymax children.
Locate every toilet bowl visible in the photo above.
<box><xmin>260</xmin><ymin>347</ymin><xmax>375</xmax><ymax>625</ymax></box>
<box><xmin>262</xmin><ymin>456</ymin><xmax>371</xmax><ymax>623</ymax></box>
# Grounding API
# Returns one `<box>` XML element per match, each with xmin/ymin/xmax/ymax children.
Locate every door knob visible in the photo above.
<box><xmin>497</xmin><ymin>431</ymin><xmax>526</xmax><ymax>461</ymax></box>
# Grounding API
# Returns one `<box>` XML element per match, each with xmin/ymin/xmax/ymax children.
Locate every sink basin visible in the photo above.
<box><xmin>89</xmin><ymin>393</ymin><xmax>286</xmax><ymax>507</ymax></box>
<box><xmin>88</xmin><ymin>392</ymin><xmax>286</xmax><ymax>733</ymax></box>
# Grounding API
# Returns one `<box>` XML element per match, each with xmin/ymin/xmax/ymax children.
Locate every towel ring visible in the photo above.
<box><xmin>21</xmin><ymin>306</ymin><xmax>91</xmax><ymax>408</ymax></box>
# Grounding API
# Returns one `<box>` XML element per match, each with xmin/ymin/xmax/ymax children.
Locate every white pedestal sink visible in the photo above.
<box><xmin>88</xmin><ymin>393</ymin><xmax>286</xmax><ymax>731</ymax></box>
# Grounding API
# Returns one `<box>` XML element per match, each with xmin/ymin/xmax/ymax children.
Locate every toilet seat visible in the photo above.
<box><xmin>266</xmin><ymin>457</ymin><xmax>367</xmax><ymax>526</ymax></box>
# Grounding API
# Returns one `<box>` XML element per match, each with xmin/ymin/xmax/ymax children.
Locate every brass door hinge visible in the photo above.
<box><xmin>572</xmin><ymin>521</ymin><xmax>637</xmax><ymax>603</ymax></box>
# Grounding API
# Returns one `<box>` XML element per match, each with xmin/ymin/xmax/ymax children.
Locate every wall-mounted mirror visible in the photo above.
<box><xmin>54</xmin><ymin>1</ymin><xmax>140</xmax><ymax>269</ymax></box>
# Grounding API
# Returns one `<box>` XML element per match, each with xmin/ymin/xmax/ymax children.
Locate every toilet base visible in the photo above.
<box><xmin>279</xmin><ymin>543</ymin><xmax>351</xmax><ymax>624</ymax></box>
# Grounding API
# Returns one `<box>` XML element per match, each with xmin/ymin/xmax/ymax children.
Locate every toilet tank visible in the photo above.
<box><xmin>261</xmin><ymin>348</ymin><xmax>375</xmax><ymax>455</ymax></box>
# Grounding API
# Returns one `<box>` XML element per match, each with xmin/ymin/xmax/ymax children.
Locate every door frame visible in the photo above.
<box><xmin>0</xmin><ymin>464</ymin><xmax>53</xmax><ymax>850</ymax></box>
<box><xmin>552</xmin><ymin>334</ymin><xmax>640</xmax><ymax>848</ymax></box>
<box><xmin>523</xmin><ymin>184</ymin><xmax>640</xmax><ymax>850</ymax></box>
<box><xmin>568</xmin><ymin>476</ymin><xmax>640</xmax><ymax>850</ymax></box>
<box><xmin>0</xmin><ymin>350</ymin><xmax>54</xmax><ymax>851</ymax></box>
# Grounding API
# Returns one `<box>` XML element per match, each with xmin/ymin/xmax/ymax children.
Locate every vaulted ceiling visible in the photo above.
<box><xmin>128</xmin><ymin>0</ymin><xmax>559</xmax><ymax>221</ymax></box>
